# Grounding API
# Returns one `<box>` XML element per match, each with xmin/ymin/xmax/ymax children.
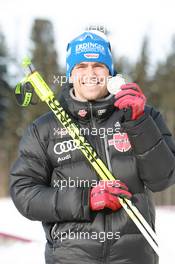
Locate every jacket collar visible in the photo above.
<box><xmin>58</xmin><ymin>83</ymin><xmax>115</xmax><ymax>123</ymax></box>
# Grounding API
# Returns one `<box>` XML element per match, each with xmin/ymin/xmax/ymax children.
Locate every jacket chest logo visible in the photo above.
<box><xmin>78</xmin><ymin>109</ymin><xmax>88</xmax><ymax>117</ymax></box>
<box><xmin>108</xmin><ymin>132</ymin><xmax>131</xmax><ymax>152</ymax></box>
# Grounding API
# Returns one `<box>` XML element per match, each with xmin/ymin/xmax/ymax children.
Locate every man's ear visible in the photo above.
<box><xmin>69</xmin><ymin>75</ymin><xmax>73</xmax><ymax>84</ymax></box>
<box><xmin>69</xmin><ymin>73</ymin><xmax>78</xmax><ymax>84</ymax></box>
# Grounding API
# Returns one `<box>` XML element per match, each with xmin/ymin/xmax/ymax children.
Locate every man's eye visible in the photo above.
<box><xmin>94</xmin><ymin>64</ymin><xmax>104</xmax><ymax>69</ymax></box>
<box><xmin>76</xmin><ymin>65</ymin><xmax>86</xmax><ymax>69</ymax></box>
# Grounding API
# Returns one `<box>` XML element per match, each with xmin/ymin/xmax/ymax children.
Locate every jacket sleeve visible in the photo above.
<box><xmin>10</xmin><ymin>121</ymin><xmax>91</xmax><ymax>223</ymax></box>
<box><xmin>122</xmin><ymin>106</ymin><xmax>175</xmax><ymax>192</ymax></box>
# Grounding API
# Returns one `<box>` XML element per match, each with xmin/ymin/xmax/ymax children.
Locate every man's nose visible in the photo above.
<box><xmin>86</xmin><ymin>65</ymin><xmax>96</xmax><ymax>76</ymax></box>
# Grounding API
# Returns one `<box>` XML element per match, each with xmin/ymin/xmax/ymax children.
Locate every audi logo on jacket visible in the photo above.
<box><xmin>10</xmin><ymin>83</ymin><xmax>175</xmax><ymax>264</ymax></box>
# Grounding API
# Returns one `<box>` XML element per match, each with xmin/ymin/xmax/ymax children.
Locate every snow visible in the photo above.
<box><xmin>0</xmin><ymin>241</ymin><xmax>45</xmax><ymax>264</ymax></box>
<box><xmin>0</xmin><ymin>198</ymin><xmax>175</xmax><ymax>263</ymax></box>
<box><xmin>0</xmin><ymin>198</ymin><xmax>45</xmax><ymax>242</ymax></box>
<box><xmin>156</xmin><ymin>206</ymin><xmax>175</xmax><ymax>263</ymax></box>
<box><xmin>0</xmin><ymin>198</ymin><xmax>45</xmax><ymax>264</ymax></box>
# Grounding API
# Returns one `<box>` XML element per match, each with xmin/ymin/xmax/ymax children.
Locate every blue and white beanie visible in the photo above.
<box><xmin>66</xmin><ymin>30</ymin><xmax>114</xmax><ymax>78</ymax></box>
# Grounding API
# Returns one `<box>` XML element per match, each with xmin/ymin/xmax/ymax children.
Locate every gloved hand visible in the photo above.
<box><xmin>90</xmin><ymin>180</ymin><xmax>132</xmax><ymax>211</ymax></box>
<box><xmin>114</xmin><ymin>83</ymin><xmax>146</xmax><ymax>120</ymax></box>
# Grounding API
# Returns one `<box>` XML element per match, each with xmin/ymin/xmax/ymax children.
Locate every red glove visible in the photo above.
<box><xmin>114</xmin><ymin>83</ymin><xmax>146</xmax><ymax>120</ymax></box>
<box><xmin>90</xmin><ymin>180</ymin><xmax>132</xmax><ymax>211</ymax></box>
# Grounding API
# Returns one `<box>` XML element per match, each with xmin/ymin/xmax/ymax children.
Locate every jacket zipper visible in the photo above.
<box><xmin>89</xmin><ymin>102</ymin><xmax>101</xmax><ymax>154</ymax></box>
<box><xmin>51</xmin><ymin>223</ymin><xmax>58</xmax><ymax>252</ymax></box>
<box><xmin>101</xmin><ymin>135</ymin><xmax>113</xmax><ymax>264</ymax></box>
<box><xmin>89</xmin><ymin>102</ymin><xmax>96</xmax><ymax>130</ymax></box>
<box><xmin>89</xmin><ymin>102</ymin><xmax>111</xmax><ymax>264</ymax></box>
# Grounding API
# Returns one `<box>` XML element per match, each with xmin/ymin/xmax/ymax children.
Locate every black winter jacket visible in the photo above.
<box><xmin>10</xmin><ymin>84</ymin><xmax>175</xmax><ymax>264</ymax></box>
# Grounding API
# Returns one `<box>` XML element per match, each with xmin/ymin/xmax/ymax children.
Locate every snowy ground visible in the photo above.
<box><xmin>0</xmin><ymin>198</ymin><xmax>174</xmax><ymax>264</ymax></box>
<box><xmin>0</xmin><ymin>198</ymin><xmax>45</xmax><ymax>264</ymax></box>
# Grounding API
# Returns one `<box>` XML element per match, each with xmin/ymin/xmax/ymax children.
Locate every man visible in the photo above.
<box><xmin>10</xmin><ymin>31</ymin><xmax>175</xmax><ymax>264</ymax></box>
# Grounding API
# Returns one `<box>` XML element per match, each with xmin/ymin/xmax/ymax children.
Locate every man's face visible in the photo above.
<box><xmin>70</xmin><ymin>62</ymin><xmax>110</xmax><ymax>101</ymax></box>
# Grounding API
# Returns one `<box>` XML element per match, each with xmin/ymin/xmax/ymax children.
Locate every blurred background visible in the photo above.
<box><xmin>0</xmin><ymin>0</ymin><xmax>175</xmax><ymax>263</ymax></box>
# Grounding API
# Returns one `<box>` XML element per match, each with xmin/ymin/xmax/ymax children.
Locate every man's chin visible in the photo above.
<box><xmin>84</xmin><ymin>92</ymin><xmax>104</xmax><ymax>101</ymax></box>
